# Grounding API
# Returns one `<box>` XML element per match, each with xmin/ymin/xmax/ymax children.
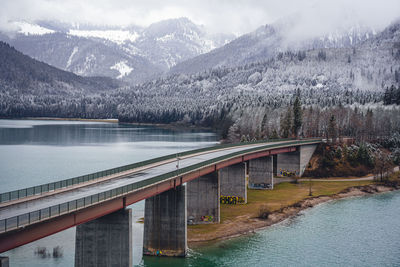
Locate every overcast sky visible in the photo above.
<box><xmin>1</xmin><ymin>0</ymin><xmax>400</xmax><ymax>35</ymax></box>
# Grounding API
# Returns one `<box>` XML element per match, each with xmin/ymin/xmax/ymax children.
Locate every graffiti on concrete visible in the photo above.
<box><xmin>201</xmin><ymin>215</ymin><xmax>213</xmax><ymax>222</ymax></box>
<box><xmin>220</xmin><ymin>195</ymin><xmax>245</xmax><ymax>204</ymax></box>
<box><xmin>279</xmin><ymin>169</ymin><xmax>297</xmax><ymax>177</ymax></box>
<box><xmin>156</xmin><ymin>250</ymin><xmax>163</xmax><ymax>256</ymax></box>
<box><xmin>248</xmin><ymin>183</ymin><xmax>272</xmax><ymax>189</ymax></box>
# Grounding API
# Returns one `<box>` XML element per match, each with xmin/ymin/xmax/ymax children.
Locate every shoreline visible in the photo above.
<box><xmin>0</xmin><ymin>117</ymin><xmax>216</xmax><ymax>132</ymax></box>
<box><xmin>0</xmin><ymin>117</ymin><xmax>119</xmax><ymax>123</ymax></box>
<box><xmin>188</xmin><ymin>183</ymin><xmax>399</xmax><ymax>246</ymax></box>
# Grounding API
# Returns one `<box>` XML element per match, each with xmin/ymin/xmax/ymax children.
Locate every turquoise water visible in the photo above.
<box><xmin>142</xmin><ymin>191</ymin><xmax>400</xmax><ymax>267</ymax></box>
<box><xmin>1</xmin><ymin>120</ymin><xmax>400</xmax><ymax>266</ymax></box>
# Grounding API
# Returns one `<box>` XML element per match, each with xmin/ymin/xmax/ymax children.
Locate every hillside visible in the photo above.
<box><xmin>0</xmin><ymin>41</ymin><xmax>120</xmax><ymax>117</ymax></box>
<box><xmin>116</xmin><ymin>21</ymin><xmax>400</xmax><ymax>122</ymax></box>
<box><xmin>170</xmin><ymin>19</ymin><xmax>377</xmax><ymax>75</ymax></box>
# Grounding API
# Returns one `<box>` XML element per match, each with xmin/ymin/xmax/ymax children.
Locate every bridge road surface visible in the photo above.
<box><xmin>0</xmin><ymin>140</ymin><xmax>290</xmax><ymax>222</ymax></box>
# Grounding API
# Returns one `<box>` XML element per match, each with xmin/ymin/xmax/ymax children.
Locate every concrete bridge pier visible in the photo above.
<box><xmin>277</xmin><ymin>144</ymin><xmax>317</xmax><ymax>177</ymax></box>
<box><xmin>75</xmin><ymin>208</ymin><xmax>132</xmax><ymax>267</ymax></box>
<box><xmin>219</xmin><ymin>163</ymin><xmax>247</xmax><ymax>204</ymax></box>
<box><xmin>143</xmin><ymin>185</ymin><xmax>187</xmax><ymax>257</ymax></box>
<box><xmin>248</xmin><ymin>157</ymin><xmax>273</xmax><ymax>189</ymax></box>
<box><xmin>187</xmin><ymin>172</ymin><xmax>220</xmax><ymax>224</ymax></box>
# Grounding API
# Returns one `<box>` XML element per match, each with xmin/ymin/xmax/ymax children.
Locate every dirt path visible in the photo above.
<box><xmin>298</xmin><ymin>167</ymin><xmax>399</xmax><ymax>182</ymax></box>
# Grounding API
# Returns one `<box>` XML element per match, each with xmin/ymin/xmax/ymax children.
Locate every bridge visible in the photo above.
<box><xmin>0</xmin><ymin>138</ymin><xmax>321</xmax><ymax>266</ymax></box>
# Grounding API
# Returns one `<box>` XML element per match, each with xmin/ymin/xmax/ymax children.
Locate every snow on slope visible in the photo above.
<box><xmin>66</xmin><ymin>46</ymin><xmax>78</xmax><ymax>68</ymax></box>
<box><xmin>68</xmin><ymin>29</ymin><xmax>139</xmax><ymax>44</ymax></box>
<box><xmin>110</xmin><ymin>61</ymin><xmax>133</xmax><ymax>78</ymax></box>
<box><xmin>15</xmin><ymin>21</ymin><xmax>55</xmax><ymax>35</ymax></box>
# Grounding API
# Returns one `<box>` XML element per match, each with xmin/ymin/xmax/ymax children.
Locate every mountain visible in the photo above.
<box><xmin>0</xmin><ymin>42</ymin><xmax>120</xmax><ymax>95</ymax></box>
<box><xmin>0</xmin><ymin>32</ymin><xmax>162</xmax><ymax>85</ymax></box>
<box><xmin>131</xmin><ymin>18</ymin><xmax>233</xmax><ymax>69</ymax></box>
<box><xmin>170</xmin><ymin>19</ymin><xmax>377</xmax><ymax>75</ymax></box>
<box><xmin>114</xmin><ymin>20</ymin><xmax>400</xmax><ymax>125</ymax></box>
<box><xmin>0</xmin><ymin>41</ymin><xmax>123</xmax><ymax>117</ymax></box>
<box><xmin>0</xmin><ymin>18</ymin><xmax>234</xmax><ymax>84</ymax></box>
<box><xmin>1</xmin><ymin>20</ymin><xmax>399</xmax><ymax>125</ymax></box>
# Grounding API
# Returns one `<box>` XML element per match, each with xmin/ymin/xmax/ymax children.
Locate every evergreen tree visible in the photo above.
<box><xmin>269</xmin><ymin>128</ymin><xmax>279</xmax><ymax>139</ymax></box>
<box><xmin>292</xmin><ymin>96</ymin><xmax>302</xmax><ymax>137</ymax></box>
<box><xmin>328</xmin><ymin>114</ymin><xmax>337</xmax><ymax>143</ymax></box>
<box><xmin>260</xmin><ymin>112</ymin><xmax>269</xmax><ymax>138</ymax></box>
<box><xmin>281</xmin><ymin>106</ymin><xmax>292</xmax><ymax>138</ymax></box>
<box><xmin>383</xmin><ymin>86</ymin><xmax>391</xmax><ymax>105</ymax></box>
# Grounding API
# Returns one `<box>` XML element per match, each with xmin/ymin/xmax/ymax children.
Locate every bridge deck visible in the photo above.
<box><xmin>0</xmin><ymin>141</ymin><xmax>283</xmax><ymax>220</ymax></box>
<box><xmin>0</xmin><ymin>139</ymin><xmax>321</xmax><ymax>243</ymax></box>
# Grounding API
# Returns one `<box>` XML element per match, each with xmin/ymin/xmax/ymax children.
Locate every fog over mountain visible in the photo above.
<box><xmin>1</xmin><ymin>0</ymin><xmax>399</xmax><ymax>84</ymax></box>
<box><xmin>170</xmin><ymin>18</ymin><xmax>379</xmax><ymax>75</ymax></box>
<box><xmin>1</xmin><ymin>0</ymin><xmax>399</xmax><ymax>36</ymax></box>
<box><xmin>0</xmin><ymin>18</ymin><xmax>233</xmax><ymax>84</ymax></box>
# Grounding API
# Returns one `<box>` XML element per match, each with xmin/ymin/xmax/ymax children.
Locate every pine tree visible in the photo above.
<box><xmin>292</xmin><ymin>96</ymin><xmax>302</xmax><ymax>137</ymax></box>
<box><xmin>270</xmin><ymin>128</ymin><xmax>279</xmax><ymax>139</ymax></box>
<box><xmin>383</xmin><ymin>86</ymin><xmax>391</xmax><ymax>105</ymax></box>
<box><xmin>328</xmin><ymin>115</ymin><xmax>337</xmax><ymax>143</ymax></box>
<box><xmin>261</xmin><ymin>112</ymin><xmax>268</xmax><ymax>138</ymax></box>
<box><xmin>281</xmin><ymin>106</ymin><xmax>292</xmax><ymax>138</ymax></box>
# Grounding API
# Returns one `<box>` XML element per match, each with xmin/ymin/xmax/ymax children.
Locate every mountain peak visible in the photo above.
<box><xmin>145</xmin><ymin>17</ymin><xmax>201</xmax><ymax>38</ymax></box>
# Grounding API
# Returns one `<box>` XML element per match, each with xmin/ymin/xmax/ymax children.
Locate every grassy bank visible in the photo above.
<box><xmin>188</xmin><ymin>180</ymin><xmax>374</xmax><ymax>240</ymax></box>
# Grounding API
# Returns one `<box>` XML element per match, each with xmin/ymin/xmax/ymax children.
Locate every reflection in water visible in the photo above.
<box><xmin>0</xmin><ymin>120</ymin><xmax>218</xmax><ymax>192</ymax></box>
<box><xmin>0</xmin><ymin>120</ymin><xmax>217</xmax><ymax>146</ymax></box>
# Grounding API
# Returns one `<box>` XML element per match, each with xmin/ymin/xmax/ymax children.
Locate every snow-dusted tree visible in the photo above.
<box><xmin>227</xmin><ymin>121</ymin><xmax>240</xmax><ymax>143</ymax></box>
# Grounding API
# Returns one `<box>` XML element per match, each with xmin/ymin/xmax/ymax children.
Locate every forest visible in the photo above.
<box><xmin>0</xmin><ymin>22</ymin><xmax>400</xmax><ymax>149</ymax></box>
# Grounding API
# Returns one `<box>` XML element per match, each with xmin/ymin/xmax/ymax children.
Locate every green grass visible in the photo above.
<box><xmin>188</xmin><ymin>180</ymin><xmax>373</xmax><ymax>237</ymax></box>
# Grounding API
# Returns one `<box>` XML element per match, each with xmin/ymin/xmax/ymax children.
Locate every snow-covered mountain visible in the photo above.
<box><xmin>170</xmin><ymin>19</ymin><xmax>378</xmax><ymax>75</ymax></box>
<box><xmin>131</xmin><ymin>18</ymin><xmax>233</xmax><ymax>69</ymax></box>
<box><xmin>1</xmin><ymin>20</ymin><xmax>399</xmax><ymax>125</ymax></box>
<box><xmin>0</xmin><ymin>18</ymin><xmax>234</xmax><ymax>84</ymax></box>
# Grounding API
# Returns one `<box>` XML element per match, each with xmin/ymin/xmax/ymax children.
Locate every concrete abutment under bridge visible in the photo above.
<box><xmin>219</xmin><ymin>163</ymin><xmax>247</xmax><ymax>204</ymax></box>
<box><xmin>187</xmin><ymin>172</ymin><xmax>220</xmax><ymax>224</ymax></box>
<box><xmin>143</xmin><ymin>185</ymin><xmax>187</xmax><ymax>257</ymax></box>
<box><xmin>276</xmin><ymin>144</ymin><xmax>317</xmax><ymax>177</ymax></box>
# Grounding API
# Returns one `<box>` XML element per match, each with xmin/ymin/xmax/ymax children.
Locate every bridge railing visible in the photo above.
<box><xmin>0</xmin><ymin>139</ymin><xmax>321</xmax><ymax>234</ymax></box>
<box><xmin>0</xmin><ymin>138</ymin><xmax>300</xmax><ymax>204</ymax></box>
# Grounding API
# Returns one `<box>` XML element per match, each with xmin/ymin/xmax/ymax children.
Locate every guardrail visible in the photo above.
<box><xmin>0</xmin><ymin>138</ymin><xmax>321</xmax><ymax>234</ymax></box>
<box><xmin>0</xmin><ymin>138</ymin><xmax>299</xmax><ymax>204</ymax></box>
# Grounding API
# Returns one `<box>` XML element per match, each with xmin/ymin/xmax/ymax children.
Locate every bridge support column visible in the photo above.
<box><xmin>75</xmin><ymin>208</ymin><xmax>132</xmax><ymax>267</ymax></box>
<box><xmin>187</xmin><ymin>172</ymin><xmax>220</xmax><ymax>224</ymax></box>
<box><xmin>277</xmin><ymin>144</ymin><xmax>317</xmax><ymax>177</ymax></box>
<box><xmin>143</xmin><ymin>185</ymin><xmax>187</xmax><ymax>257</ymax></box>
<box><xmin>219</xmin><ymin>163</ymin><xmax>247</xmax><ymax>204</ymax></box>
<box><xmin>249</xmin><ymin>157</ymin><xmax>273</xmax><ymax>189</ymax></box>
